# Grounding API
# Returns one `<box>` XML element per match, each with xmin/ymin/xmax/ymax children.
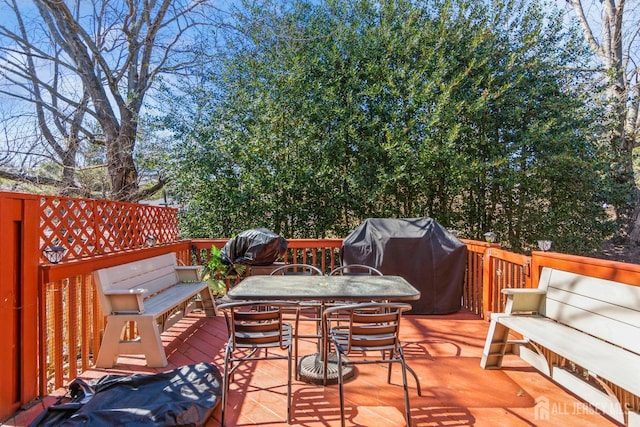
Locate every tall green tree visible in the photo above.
<box><xmin>168</xmin><ymin>0</ymin><xmax>613</xmax><ymax>254</ymax></box>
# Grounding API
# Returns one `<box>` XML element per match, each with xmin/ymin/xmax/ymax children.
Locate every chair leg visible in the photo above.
<box><xmin>323</xmin><ymin>331</ymin><xmax>330</xmax><ymax>385</ymax></box>
<box><xmin>287</xmin><ymin>345</ymin><xmax>293</xmax><ymax>423</ymax></box>
<box><xmin>405</xmin><ymin>363</ymin><xmax>422</xmax><ymax>396</ymax></box>
<box><xmin>337</xmin><ymin>355</ymin><xmax>346</xmax><ymax>427</ymax></box>
<box><xmin>221</xmin><ymin>343</ymin><xmax>232</xmax><ymax>427</ymax></box>
<box><xmin>399</xmin><ymin>348</ymin><xmax>412</xmax><ymax>427</ymax></box>
<box><xmin>291</xmin><ymin>323</ymin><xmax>299</xmax><ymax>382</ymax></box>
<box><xmin>388</xmin><ymin>349</ymin><xmax>422</xmax><ymax>397</ymax></box>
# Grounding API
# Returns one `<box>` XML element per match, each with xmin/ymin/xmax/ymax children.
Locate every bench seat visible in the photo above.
<box><xmin>140</xmin><ymin>282</ymin><xmax>211</xmax><ymax>316</ymax></box>
<box><xmin>93</xmin><ymin>253</ymin><xmax>216</xmax><ymax>368</ymax></box>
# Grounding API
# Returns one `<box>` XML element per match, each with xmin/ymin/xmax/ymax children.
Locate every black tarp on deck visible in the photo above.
<box><xmin>340</xmin><ymin>218</ymin><xmax>467</xmax><ymax>314</ymax></box>
<box><xmin>29</xmin><ymin>363</ymin><xmax>222</xmax><ymax>427</ymax></box>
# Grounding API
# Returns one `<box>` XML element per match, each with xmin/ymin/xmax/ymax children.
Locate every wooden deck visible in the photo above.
<box><xmin>6</xmin><ymin>309</ymin><xmax>620</xmax><ymax>427</ymax></box>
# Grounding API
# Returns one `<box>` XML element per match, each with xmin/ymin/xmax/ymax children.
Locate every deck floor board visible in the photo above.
<box><xmin>4</xmin><ymin>310</ymin><xmax>620</xmax><ymax>427</ymax></box>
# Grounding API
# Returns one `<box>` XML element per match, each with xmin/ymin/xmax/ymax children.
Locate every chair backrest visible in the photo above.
<box><xmin>329</xmin><ymin>264</ymin><xmax>383</xmax><ymax>276</ymax></box>
<box><xmin>270</xmin><ymin>263</ymin><xmax>323</xmax><ymax>276</ymax></box>
<box><xmin>218</xmin><ymin>301</ymin><xmax>299</xmax><ymax>350</ymax></box>
<box><xmin>324</xmin><ymin>302</ymin><xmax>412</xmax><ymax>354</ymax></box>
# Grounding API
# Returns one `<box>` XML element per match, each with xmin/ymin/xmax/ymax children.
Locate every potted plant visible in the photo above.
<box><xmin>205</xmin><ymin>245</ymin><xmax>245</xmax><ymax>296</ymax></box>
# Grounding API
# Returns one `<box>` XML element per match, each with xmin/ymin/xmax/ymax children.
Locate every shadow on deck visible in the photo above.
<box><xmin>6</xmin><ymin>310</ymin><xmax>619</xmax><ymax>427</ymax></box>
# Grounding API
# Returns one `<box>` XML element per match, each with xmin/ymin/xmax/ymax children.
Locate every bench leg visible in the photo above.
<box><xmin>136</xmin><ymin>317</ymin><xmax>168</xmax><ymax>367</ymax></box>
<box><xmin>95</xmin><ymin>316</ymin><xmax>168</xmax><ymax>368</ymax></box>
<box><xmin>95</xmin><ymin>317</ymin><xmax>128</xmax><ymax>368</ymax></box>
<box><xmin>551</xmin><ymin>366</ymin><xmax>625</xmax><ymax>424</ymax></box>
<box><xmin>480</xmin><ymin>318</ymin><xmax>510</xmax><ymax>369</ymax></box>
<box><xmin>199</xmin><ymin>286</ymin><xmax>217</xmax><ymax>317</ymax></box>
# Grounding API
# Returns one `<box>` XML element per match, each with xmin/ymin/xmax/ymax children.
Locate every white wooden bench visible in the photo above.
<box><xmin>480</xmin><ymin>267</ymin><xmax>640</xmax><ymax>426</ymax></box>
<box><xmin>93</xmin><ymin>253</ymin><xmax>216</xmax><ymax>368</ymax></box>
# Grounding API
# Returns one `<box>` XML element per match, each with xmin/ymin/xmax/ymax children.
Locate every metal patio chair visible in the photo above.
<box><xmin>218</xmin><ymin>301</ymin><xmax>300</xmax><ymax>425</ymax></box>
<box><xmin>322</xmin><ymin>302</ymin><xmax>421</xmax><ymax>427</ymax></box>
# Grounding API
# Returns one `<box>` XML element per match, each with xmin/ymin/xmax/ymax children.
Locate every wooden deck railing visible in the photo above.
<box><xmin>38</xmin><ymin>242</ymin><xmax>195</xmax><ymax>394</ymax></box>
<box><xmin>481</xmin><ymin>246</ymin><xmax>532</xmax><ymax>318</ymax></box>
<box><xmin>461</xmin><ymin>240</ymin><xmax>493</xmax><ymax>315</ymax></box>
<box><xmin>190</xmin><ymin>238</ymin><xmax>344</xmax><ymax>289</ymax></box>
<box><xmin>32</xmin><ymin>237</ymin><xmax>519</xmax><ymax>398</ymax></box>
<box><xmin>2</xmin><ymin>190</ymin><xmax>640</xmax><ymax>421</ymax></box>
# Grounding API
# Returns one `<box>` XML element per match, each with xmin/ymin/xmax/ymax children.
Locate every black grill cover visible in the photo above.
<box><xmin>221</xmin><ymin>228</ymin><xmax>287</xmax><ymax>266</ymax></box>
<box><xmin>340</xmin><ymin>218</ymin><xmax>467</xmax><ymax>314</ymax></box>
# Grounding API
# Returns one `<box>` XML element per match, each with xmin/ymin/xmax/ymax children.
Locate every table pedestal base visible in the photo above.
<box><xmin>298</xmin><ymin>352</ymin><xmax>354</xmax><ymax>385</ymax></box>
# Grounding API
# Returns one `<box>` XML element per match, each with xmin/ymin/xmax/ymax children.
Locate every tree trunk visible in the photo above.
<box><xmin>568</xmin><ymin>0</ymin><xmax>640</xmax><ymax>244</ymax></box>
<box><xmin>630</xmin><ymin>194</ymin><xmax>640</xmax><ymax>243</ymax></box>
<box><xmin>107</xmin><ymin>122</ymin><xmax>140</xmax><ymax>202</ymax></box>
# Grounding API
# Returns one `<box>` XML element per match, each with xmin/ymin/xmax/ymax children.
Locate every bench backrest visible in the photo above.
<box><xmin>93</xmin><ymin>253</ymin><xmax>181</xmax><ymax>313</ymax></box>
<box><xmin>538</xmin><ymin>267</ymin><xmax>640</xmax><ymax>355</ymax></box>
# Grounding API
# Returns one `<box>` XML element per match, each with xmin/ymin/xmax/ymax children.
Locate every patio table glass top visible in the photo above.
<box><xmin>226</xmin><ymin>274</ymin><xmax>421</xmax><ymax>301</ymax></box>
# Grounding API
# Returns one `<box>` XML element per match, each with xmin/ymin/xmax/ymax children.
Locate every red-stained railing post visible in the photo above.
<box><xmin>0</xmin><ymin>192</ymin><xmax>40</xmax><ymax>420</ymax></box>
<box><xmin>482</xmin><ymin>246</ymin><xmax>495</xmax><ymax>320</ymax></box>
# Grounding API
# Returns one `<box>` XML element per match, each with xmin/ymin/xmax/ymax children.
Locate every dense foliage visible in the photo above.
<box><xmin>165</xmin><ymin>0</ymin><xmax>614</xmax><ymax>254</ymax></box>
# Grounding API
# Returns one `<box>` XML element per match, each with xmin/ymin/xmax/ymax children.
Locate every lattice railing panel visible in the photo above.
<box><xmin>40</xmin><ymin>196</ymin><xmax>178</xmax><ymax>262</ymax></box>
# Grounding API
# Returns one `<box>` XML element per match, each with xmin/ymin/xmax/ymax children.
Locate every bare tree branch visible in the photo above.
<box><xmin>0</xmin><ymin>0</ymin><xmax>221</xmax><ymax>200</ymax></box>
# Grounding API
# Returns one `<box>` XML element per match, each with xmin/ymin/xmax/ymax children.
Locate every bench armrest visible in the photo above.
<box><xmin>102</xmin><ymin>289</ymin><xmax>145</xmax><ymax>314</ymax></box>
<box><xmin>501</xmin><ymin>288</ymin><xmax>546</xmax><ymax>314</ymax></box>
<box><xmin>176</xmin><ymin>265</ymin><xmax>202</xmax><ymax>282</ymax></box>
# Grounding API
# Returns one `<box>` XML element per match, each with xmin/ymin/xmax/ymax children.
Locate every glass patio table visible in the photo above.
<box><xmin>226</xmin><ymin>274</ymin><xmax>421</xmax><ymax>384</ymax></box>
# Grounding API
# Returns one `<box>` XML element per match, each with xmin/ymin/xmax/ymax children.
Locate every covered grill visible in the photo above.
<box><xmin>340</xmin><ymin>217</ymin><xmax>467</xmax><ymax>314</ymax></box>
<box><xmin>221</xmin><ymin>228</ymin><xmax>287</xmax><ymax>266</ymax></box>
